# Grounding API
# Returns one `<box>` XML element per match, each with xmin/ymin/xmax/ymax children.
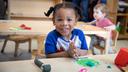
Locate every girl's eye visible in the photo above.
<box><xmin>56</xmin><ymin>18</ymin><xmax>62</xmax><ymax>21</ymax></box>
<box><xmin>94</xmin><ymin>11</ymin><xmax>98</xmax><ymax>14</ymax></box>
<box><xmin>67</xmin><ymin>19</ymin><xmax>72</xmax><ymax>21</ymax></box>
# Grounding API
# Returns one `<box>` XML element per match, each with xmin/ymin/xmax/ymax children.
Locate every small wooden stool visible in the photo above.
<box><xmin>1</xmin><ymin>35</ymin><xmax>32</xmax><ymax>57</ymax></box>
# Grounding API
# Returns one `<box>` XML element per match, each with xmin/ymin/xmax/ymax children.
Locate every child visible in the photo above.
<box><xmin>44</xmin><ymin>2</ymin><xmax>88</xmax><ymax>58</ymax></box>
<box><xmin>89</xmin><ymin>3</ymin><xmax>116</xmax><ymax>54</ymax></box>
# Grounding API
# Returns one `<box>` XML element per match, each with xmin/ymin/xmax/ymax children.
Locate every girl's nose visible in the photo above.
<box><xmin>62</xmin><ymin>20</ymin><xmax>68</xmax><ymax>26</ymax></box>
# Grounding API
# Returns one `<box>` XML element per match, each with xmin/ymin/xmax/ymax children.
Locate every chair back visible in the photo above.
<box><xmin>85</xmin><ymin>35</ymin><xmax>91</xmax><ymax>49</ymax></box>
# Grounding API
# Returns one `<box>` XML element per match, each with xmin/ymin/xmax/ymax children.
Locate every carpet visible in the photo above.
<box><xmin>0</xmin><ymin>50</ymin><xmax>32</xmax><ymax>62</ymax></box>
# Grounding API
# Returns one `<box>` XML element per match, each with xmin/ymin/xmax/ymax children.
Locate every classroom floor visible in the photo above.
<box><xmin>0</xmin><ymin>39</ymin><xmax>128</xmax><ymax>61</ymax></box>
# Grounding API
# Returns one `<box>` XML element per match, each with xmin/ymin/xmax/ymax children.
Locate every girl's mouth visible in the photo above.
<box><xmin>61</xmin><ymin>28</ymin><xmax>69</xmax><ymax>33</ymax></box>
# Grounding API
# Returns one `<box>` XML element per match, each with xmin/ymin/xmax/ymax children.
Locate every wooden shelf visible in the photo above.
<box><xmin>10</xmin><ymin>16</ymin><xmax>52</xmax><ymax>21</ymax></box>
<box><xmin>8</xmin><ymin>0</ymin><xmax>62</xmax><ymax>20</ymax></box>
<box><xmin>117</xmin><ymin>13</ymin><xmax>128</xmax><ymax>16</ymax></box>
<box><xmin>115</xmin><ymin>0</ymin><xmax>128</xmax><ymax>39</ymax></box>
<box><xmin>117</xmin><ymin>13</ymin><xmax>128</xmax><ymax>35</ymax></box>
<box><xmin>118</xmin><ymin>34</ymin><xmax>128</xmax><ymax>40</ymax></box>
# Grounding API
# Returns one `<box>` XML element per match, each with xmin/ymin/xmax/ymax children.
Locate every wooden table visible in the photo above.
<box><xmin>0</xmin><ymin>20</ymin><xmax>110</xmax><ymax>55</ymax></box>
<box><xmin>76</xmin><ymin>22</ymin><xmax>111</xmax><ymax>54</ymax></box>
<box><xmin>0</xmin><ymin>20</ymin><xmax>54</xmax><ymax>56</ymax></box>
<box><xmin>0</xmin><ymin>54</ymin><xmax>121</xmax><ymax>72</ymax></box>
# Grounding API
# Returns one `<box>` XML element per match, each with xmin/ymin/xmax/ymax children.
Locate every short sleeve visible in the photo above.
<box><xmin>45</xmin><ymin>31</ymin><xmax>57</xmax><ymax>55</ymax></box>
<box><xmin>77</xmin><ymin>29</ymin><xmax>88</xmax><ymax>50</ymax></box>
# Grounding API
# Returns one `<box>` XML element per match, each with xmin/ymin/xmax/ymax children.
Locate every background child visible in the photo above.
<box><xmin>44</xmin><ymin>2</ymin><xmax>88</xmax><ymax>58</ymax></box>
<box><xmin>89</xmin><ymin>3</ymin><xmax>116</xmax><ymax>54</ymax></box>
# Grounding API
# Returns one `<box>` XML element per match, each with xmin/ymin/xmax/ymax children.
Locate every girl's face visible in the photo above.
<box><xmin>53</xmin><ymin>8</ymin><xmax>77</xmax><ymax>38</ymax></box>
<box><xmin>93</xmin><ymin>9</ymin><xmax>106</xmax><ymax>20</ymax></box>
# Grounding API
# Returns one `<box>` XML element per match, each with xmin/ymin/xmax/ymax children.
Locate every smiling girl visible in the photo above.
<box><xmin>44</xmin><ymin>2</ymin><xmax>88</xmax><ymax>58</ymax></box>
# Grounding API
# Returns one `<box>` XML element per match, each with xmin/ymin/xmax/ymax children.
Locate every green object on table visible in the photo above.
<box><xmin>76</xmin><ymin>58</ymin><xmax>99</xmax><ymax>67</ymax></box>
<box><xmin>15</xmin><ymin>27</ymin><xmax>22</xmax><ymax>30</ymax></box>
<box><xmin>9</xmin><ymin>27</ymin><xmax>22</xmax><ymax>30</ymax></box>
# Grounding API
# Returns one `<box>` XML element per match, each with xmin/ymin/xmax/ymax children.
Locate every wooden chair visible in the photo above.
<box><xmin>1</xmin><ymin>35</ymin><xmax>32</xmax><ymax>57</ymax></box>
<box><xmin>93</xmin><ymin>30</ymin><xmax>119</xmax><ymax>54</ymax></box>
<box><xmin>85</xmin><ymin>35</ymin><xmax>92</xmax><ymax>54</ymax></box>
<box><xmin>85</xmin><ymin>35</ymin><xmax>91</xmax><ymax>49</ymax></box>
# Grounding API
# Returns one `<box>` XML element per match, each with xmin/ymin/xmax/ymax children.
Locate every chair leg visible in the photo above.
<box><xmin>101</xmin><ymin>50</ymin><xmax>104</xmax><ymax>54</ymax></box>
<box><xmin>28</xmin><ymin>39</ymin><xmax>31</xmax><ymax>53</ymax></box>
<box><xmin>1</xmin><ymin>39</ymin><xmax>8</xmax><ymax>53</ymax></box>
<box><xmin>14</xmin><ymin>42</ymin><xmax>19</xmax><ymax>57</ymax></box>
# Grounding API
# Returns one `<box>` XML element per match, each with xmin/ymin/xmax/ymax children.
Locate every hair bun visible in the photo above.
<box><xmin>44</xmin><ymin>7</ymin><xmax>54</xmax><ymax>17</ymax></box>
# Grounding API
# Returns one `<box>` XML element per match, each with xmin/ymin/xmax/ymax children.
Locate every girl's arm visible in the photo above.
<box><xmin>86</xmin><ymin>20</ymin><xmax>96</xmax><ymax>25</ymax></box>
<box><xmin>46</xmin><ymin>51</ymin><xmax>69</xmax><ymax>58</ymax></box>
<box><xmin>75</xmin><ymin>48</ymin><xmax>88</xmax><ymax>56</ymax></box>
<box><xmin>96</xmin><ymin>24</ymin><xmax>116</xmax><ymax>38</ymax></box>
<box><xmin>104</xmin><ymin>25</ymin><xmax>116</xmax><ymax>30</ymax></box>
<box><xmin>46</xmin><ymin>49</ymin><xmax>88</xmax><ymax>58</ymax></box>
<box><xmin>67</xmin><ymin>47</ymin><xmax>88</xmax><ymax>58</ymax></box>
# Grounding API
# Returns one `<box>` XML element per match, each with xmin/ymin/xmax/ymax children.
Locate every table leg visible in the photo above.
<box><xmin>32</xmin><ymin>35</ymin><xmax>46</xmax><ymax>58</ymax></box>
<box><xmin>105</xmin><ymin>31</ymin><xmax>111</xmax><ymax>54</ymax></box>
<box><xmin>37</xmin><ymin>35</ymin><xmax>45</xmax><ymax>54</ymax></box>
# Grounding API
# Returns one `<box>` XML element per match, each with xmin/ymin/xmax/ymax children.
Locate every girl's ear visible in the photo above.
<box><xmin>74</xmin><ymin>17</ymin><xmax>79</xmax><ymax>26</ymax></box>
<box><xmin>75</xmin><ymin>16</ymin><xmax>79</xmax><ymax>22</ymax></box>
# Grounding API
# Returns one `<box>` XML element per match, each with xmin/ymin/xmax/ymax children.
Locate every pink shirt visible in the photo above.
<box><xmin>96</xmin><ymin>18</ymin><xmax>114</xmax><ymax>38</ymax></box>
<box><xmin>96</xmin><ymin>18</ymin><xmax>113</xmax><ymax>28</ymax></box>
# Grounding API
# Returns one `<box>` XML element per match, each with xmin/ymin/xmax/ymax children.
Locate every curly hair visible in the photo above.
<box><xmin>44</xmin><ymin>2</ymin><xmax>82</xmax><ymax>20</ymax></box>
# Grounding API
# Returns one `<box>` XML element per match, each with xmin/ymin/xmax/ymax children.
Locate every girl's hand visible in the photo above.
<box><xmin>68</xmin><ymin>40</ymin><xmax>79</xmax><ymax>58</ymax></box>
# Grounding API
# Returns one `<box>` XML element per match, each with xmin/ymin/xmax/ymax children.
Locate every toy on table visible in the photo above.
<box><xmin>20</xmin><ymin>24</ymin><xmax>31</xmax><ymax>30</ymax></box>
<box><xmin>79</xmin><ymin>67</ymin><xmax>88</xmax><ymax>72</ymax></box>
<box><xmin>107</xmin><ymin>65</ymin><xmax>112</xmax><ymax>69</ymax></box>
<box><xmin>115</xmin><ymin>48</ymin><xmax>128</xmax><ymax>67</ymax></box>
<box><xmin>9</xmin><ymin>27</ymin><xmax>22</xmax><ymax>30</ymax></box>
<box><xmin>76</xmin><ymin>57</ymin><xmax>99</xmax><ymax>67</ymax></box>
<box><xmin>9</xmin><ymin>24</ymin><xmax>32</xmax><ymax>30</ymax></box>
<box><xmin>34</xmin><ymin>59</ymin><xmax>51</xmax><ymax>72</ymax></box>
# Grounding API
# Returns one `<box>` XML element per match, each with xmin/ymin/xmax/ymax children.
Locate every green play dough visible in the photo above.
<box><xmin>76</xmin><ymin>58</ymin><xmax>99</xmax><ymax>67</ymax></box>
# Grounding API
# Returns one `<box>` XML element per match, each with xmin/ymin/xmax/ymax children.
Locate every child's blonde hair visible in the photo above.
<box><xmin>94</xmin><ymin>3</ymin><xmax>109</xmax><ymax>17</ymax></box>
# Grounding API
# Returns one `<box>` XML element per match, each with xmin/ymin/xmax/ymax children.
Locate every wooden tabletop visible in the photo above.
<box><xmin>0</xmin><ymin>20</ymin><xmax>108</xmax><ymax>36</ymax></box>
<box><xmin>0</xmin><ymin>20</ymin><xmax>54</xmax><ymax>36</ymax></box>
<box><xmin>0</xmin><ymin>54</ymin><xmax>121</xmax><ymax>72</ymax></box>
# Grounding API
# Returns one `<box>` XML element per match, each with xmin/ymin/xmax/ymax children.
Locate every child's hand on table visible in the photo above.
<box><xmin>68</xmin><ymin>40</ymin><xmax>80</xmax><ymax>58</ymax></box>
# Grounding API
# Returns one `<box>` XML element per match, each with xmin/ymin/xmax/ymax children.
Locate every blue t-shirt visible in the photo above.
<box><xmin>45</xmin><ymin>29</ymin><xmax>88</xmax><ymax>55</ymax></box>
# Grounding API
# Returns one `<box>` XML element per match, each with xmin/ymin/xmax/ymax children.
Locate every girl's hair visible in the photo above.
<box><xmin>94</xmin><ymin>3</ymin><xmax>109</xmax><ymax>16</ymax></box>
<box><xmin>44</xmin><ymin>2</ymin><xmax>82</xmax><ymax>19</ymax></box>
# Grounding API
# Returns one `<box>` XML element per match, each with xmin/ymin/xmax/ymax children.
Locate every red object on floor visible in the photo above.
<box><xmin>115</xmin><ymin>48</ymin><xmax>128</xmax><ymax>67</ymax></box>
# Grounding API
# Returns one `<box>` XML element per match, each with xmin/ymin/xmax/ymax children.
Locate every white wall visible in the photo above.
<box><xmin>9</xmin><ymin>0</ymin><xmax>54</xmax><ymax>18</ymax></box>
